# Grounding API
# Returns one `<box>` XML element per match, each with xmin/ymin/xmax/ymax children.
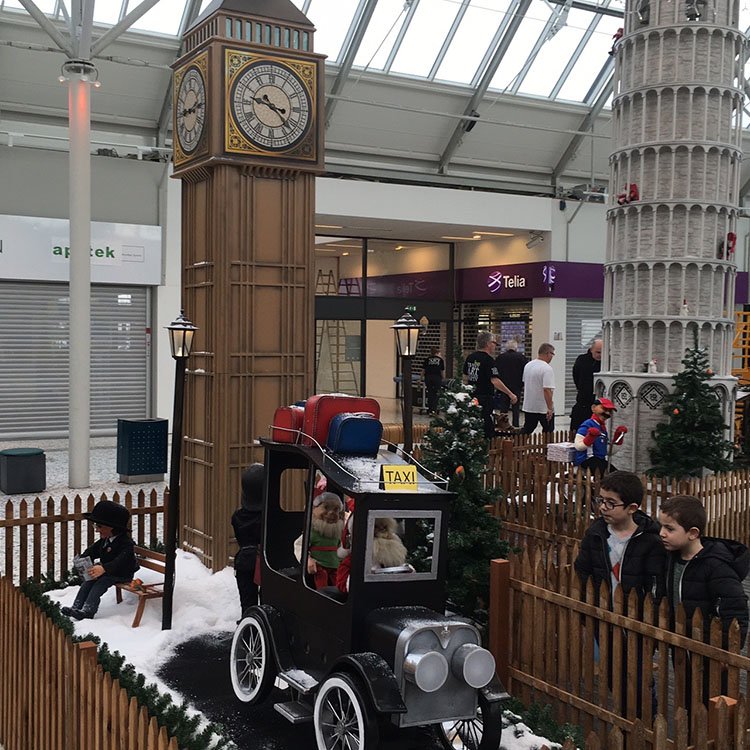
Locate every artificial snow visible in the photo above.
<box><xmin>43</xmin><ymin>551</ymin><xmax>560</xmax><ymax>750</ymax></box>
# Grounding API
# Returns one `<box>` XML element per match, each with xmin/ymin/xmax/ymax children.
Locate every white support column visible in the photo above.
<box><xmin>68</xmin><ymin>74</ymin><xmax>91</xmax><ymax>489</ymax></box>
<box><xmin>531</xmin><ymin>297</ymin><xmax>567</xmax><ymax>417</ymax></box>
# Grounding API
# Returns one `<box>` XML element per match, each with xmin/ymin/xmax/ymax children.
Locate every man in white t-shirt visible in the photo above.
<box><xmin>521</xmin><ymin>343</ymin><xmax>556</xmax><ymax>433</ymax></box>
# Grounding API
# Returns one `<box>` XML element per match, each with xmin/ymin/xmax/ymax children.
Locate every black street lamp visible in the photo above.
<box><xmin>392</xmin><ymin>308</ymin><xmax>421</xmax><ymax>454</ymax></box>
<box><xmin>162</xmin><ymin>310</ymin><xmax>198</xmax><ymax>630</ymax></box>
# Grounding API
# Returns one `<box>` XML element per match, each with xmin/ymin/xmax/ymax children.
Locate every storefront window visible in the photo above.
<box><xmin>365</xmin><ymin>239</ymin><xmax>450</xmax><ymax>300</ymax></box>
<box><xmin>315</xmin><ymin>319</ymin><xmax>362</xmax><ymax>395</ymax></box>
<box><xmin>315</xmin><ymin>237</ymin><xmax>363</xmax><ymax>297</ymax></box>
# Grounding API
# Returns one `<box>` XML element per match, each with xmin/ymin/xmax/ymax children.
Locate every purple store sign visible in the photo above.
<box><xmin>341</xmin><ymin>265</ymin><xmax>749</xmax><ymax>303</ymax></box>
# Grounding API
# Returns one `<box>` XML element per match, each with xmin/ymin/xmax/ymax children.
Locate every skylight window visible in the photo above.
<box><xmin>306</xmin><ymin>0</ymin><xmax>360</xmax><ymax>63</ymax></box>
<box><xmin>353</xmin><ymin>0</ymin><xmax>409</xmax><ymax>71</ymax></box>
<box><xmin>435</xmin><ymin>0</ymin><xmax>514</xmax><ymax>85</ymax></box>
<box><xmin>131</xmin><ymin>0</ymin><xmax>185</xmax><ymax>36</ymax></box>
<box><xmin>389</xmin><ymin>0</ymin><xmax>461</xmax><ymax>77</ymax></box>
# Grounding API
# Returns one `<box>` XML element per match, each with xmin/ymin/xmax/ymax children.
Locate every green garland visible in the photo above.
<box><xmin>20</xmin><ymin>575</ymin><xmax>235</xmax><ymax>750</ymax></box>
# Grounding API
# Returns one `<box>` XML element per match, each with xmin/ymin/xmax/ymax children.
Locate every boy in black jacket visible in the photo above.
<box><xmin>62</xmin><ymin>500</ymin><xmax>139</xmax><ymax>621</ymax></box>
<box><xmin>575</xmin><ymin>471</ymin><xmax>666</xmax><ymax>603</ymax></box>
<box><xmin>659</xmin><ymin>495</ymin><xmax>749</xmax><ymax>710</ymax></box>
<box><xmin>575</xmin><ymin>471</ymin><xmax>666</xmax><ymax>718</ymax></box>
<box><xmin>231</xmin><ymin>463</ymin><xmax>265</xmax><ymax>615</ymax></box>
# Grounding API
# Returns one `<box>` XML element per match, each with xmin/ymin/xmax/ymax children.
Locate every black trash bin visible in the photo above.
<box><xmin>0</xmin><ymin>448</ymin><xmax>46</xmax><ymax>495</ymax></box>
<box><xmin>117</xmin><ymin>418</ymin><xmax>168</xmax><ymax>483</ymax></box>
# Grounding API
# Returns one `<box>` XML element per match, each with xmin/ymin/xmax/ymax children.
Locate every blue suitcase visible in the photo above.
<box><xmin>326</xmin><ymin>412</ymin><xmax>383</xmax><ymax>456</ymax></box>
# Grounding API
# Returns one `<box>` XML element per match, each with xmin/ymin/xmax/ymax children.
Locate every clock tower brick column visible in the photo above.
<box><xmin>172</xmin><ymin>0</ymin><xmax>324</xmax><ymax>570</ymax></box>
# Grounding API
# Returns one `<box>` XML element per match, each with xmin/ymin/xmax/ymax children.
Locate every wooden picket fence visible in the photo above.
<box><xmin>491</xmin><ymin>555</ymin><xmax>750</xmax><ymax>749</ymax></box>
<box><xmin>0</xmin><ymin>575</ymin><xmax>178</xmax><ymax>750</ymax></box>
<box><xmin>486</xmin><ymin>436</ymin><xmax>750</xmax><ymax>552</ymax></box>
<box><xmin>1</xmin><ymin>490</ymin><xmax>165</xmax><ymax>584</ymax></box>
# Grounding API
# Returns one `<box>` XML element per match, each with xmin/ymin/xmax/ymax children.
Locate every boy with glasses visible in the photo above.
<box><xmin>575</xmin><ymin>471</ymin><xmax>666</xmax><ymax>717</ymax></box>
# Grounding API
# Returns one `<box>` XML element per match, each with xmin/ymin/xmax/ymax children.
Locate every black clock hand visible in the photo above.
<box><xmin>261</xmin><ymin>94</ymin><xmax>286</xmax><ymax>115</ymax></box>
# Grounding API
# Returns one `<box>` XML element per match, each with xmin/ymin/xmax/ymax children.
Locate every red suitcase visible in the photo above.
<box><xmin>302</xmin><ymin>395</ymin><xmax>380</xmax><ymax>448</ymax></box>
<box><xmin>271</xmin><ymin>405</ymin><xmax>304</xmax><ymax>443</ymax></box>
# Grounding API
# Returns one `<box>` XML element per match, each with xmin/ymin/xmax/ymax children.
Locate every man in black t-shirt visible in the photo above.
<box><xmin>463</xmin><ymin>331</ymin><xmax>518</xmax><ymax>439</ymax></box>
<box><xmin>422</xmin><ymin>347</ymin><xmax>445</xmax><ymax>413</ymax></box>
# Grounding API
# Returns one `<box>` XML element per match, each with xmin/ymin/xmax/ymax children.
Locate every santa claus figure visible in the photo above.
<box><xmin>336</xmin><ymin>515</ymin><xmax>409</xmax><ymax>594</ymax></box>
<box><xmin>573</xmin><ymin>396</ymin><xmax>628</xmax><ymax>476</ymax></box>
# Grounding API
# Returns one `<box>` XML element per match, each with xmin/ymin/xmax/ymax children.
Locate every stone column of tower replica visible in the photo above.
<box><xmin>171</xmin><ymin>0</ymin><xmax>324</xmax><ymax>569</ymax></box>
<box><xmin>599</xmin><ymin>0</ymin><xmax>744</xmax><ymax>471</ymax></box>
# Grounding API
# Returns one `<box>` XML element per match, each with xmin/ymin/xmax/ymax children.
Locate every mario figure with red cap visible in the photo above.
<box><xmin>573</xmin><ymin>397</ymin><xmax>628</xmax><ymax>475</ymax></box>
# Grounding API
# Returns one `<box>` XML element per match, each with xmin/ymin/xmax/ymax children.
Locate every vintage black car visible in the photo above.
<box><xmin>229</xmin><ymin>434</ymin><xmax>508</xmax><ymax>750</ymax></box>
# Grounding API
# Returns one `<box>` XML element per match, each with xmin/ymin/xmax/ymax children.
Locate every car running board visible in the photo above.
<box><xmin>273</xmin><ymin>700</ymin><xmax>314</xmax><ymax>724</ymax></box>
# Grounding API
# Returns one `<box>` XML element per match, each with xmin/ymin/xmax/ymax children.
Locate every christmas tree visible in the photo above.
<box><xmin>648</xmin><ymin>333</ymin><xmax>734</xmax><ymax>477</ymax></box>
<box><xmin>418</xmin><ymin>383</ymin><xmax>509</xmax><ymax>621</ymax></box>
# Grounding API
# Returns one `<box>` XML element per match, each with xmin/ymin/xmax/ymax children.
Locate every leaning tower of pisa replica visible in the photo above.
<box><xmin>599</xmin><ymin>0</ymin><xmax>744</xmax><ymax>471</ymax></box>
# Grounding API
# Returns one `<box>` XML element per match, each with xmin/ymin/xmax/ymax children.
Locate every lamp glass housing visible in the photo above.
<box><xmin>392</xmin><ymin>310</ymin><xmax>421</xmax><ymax>358</ymax></box>
<box><xmin>166</xmin><ymin>312</ymin><xmax>198</xmax><ymax>360</ymax></box>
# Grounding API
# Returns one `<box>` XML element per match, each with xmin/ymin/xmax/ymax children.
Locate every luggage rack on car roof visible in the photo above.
<box><xmin>265</xmin><ymin>425</ymin><xmax>449</xmax><ymax>491</ymax></box>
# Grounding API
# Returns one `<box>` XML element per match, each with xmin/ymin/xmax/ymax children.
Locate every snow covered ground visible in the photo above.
<box><xmin>44</xmin><ymin>551</ymin><xmax>559</xmax><ymax>750</ymax></box>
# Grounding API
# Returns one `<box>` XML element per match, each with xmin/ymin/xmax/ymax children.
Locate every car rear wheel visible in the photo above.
<box><xmin>314</xmin><ymin>673</ymin><xmax>378</xmax><ymax>750</ymax></box>
<box><xmin>230</xmin><ymin>612</ymin><xmax>276</xmax><ymax>704</ymax></box>
<box><xmin>435</xmin><ymin>691</ymin><xmax>503</xmax><ymax>750</ymax></box>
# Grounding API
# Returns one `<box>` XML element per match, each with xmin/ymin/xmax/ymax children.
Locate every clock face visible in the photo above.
<box><xmin>229</xmin><ymin>60</ymin><xmax>312</xmax><ymax>152</ymax></box>
<box><xmin>176</xmin><ymin>66</ymin><xmax>206</xmax><ymax>155</ymax></box>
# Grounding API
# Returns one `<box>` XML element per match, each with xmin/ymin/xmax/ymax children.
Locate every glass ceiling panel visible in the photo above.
<box><xmin>516</xmin><ymin>8</ymin><xmax>594</xmax><ymax>97</ymax></box>
<box><xmin>389</xmin><ymin>0</ymin><xmax>461</xmax><ymax>77</ymax></box>
<box><xmin>488</xmin><ymin>0</ymin><xmax>554</xmax><ymax>92</ymax></box>
<box><xmin>435</xmin><ymin>0</ymin><xmax>514</xmax><ymax>85</ymax></box>
<box><xmin>131</xmin><ymin>0</ymin><xmax>185</xmax><ymax>36</ymax></box>
<box><xmin>93</xmin><ymin>1</ymin><xmax>122</xmax><ymax>26</ymax></box>
<box><xmin>3</xmin><ymin>0</ymin><xmax>56</xmax><ymax>12</ymax></box>
<box><xmin>555</xmin><ymin>13</ymin><xmax>621</xmax><ymax>102</ymax></box>
<box><xmin>306</xmin><ymin>0</ymin><xmax>360</xmax><ymax>63</ymax></box>
<box><xmin>353</xmin><ymin>0</ymin><xmax>409</xmax><ymax>70</ymax></box>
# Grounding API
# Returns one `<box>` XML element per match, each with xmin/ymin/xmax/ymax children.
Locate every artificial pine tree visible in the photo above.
<box><xmin>649</xmin><ymin>333</ymin><xmax>734</xmax><ymax>477</ymax></box>
<box><xmin>418</xmin><ymin>383</ymin><xmax>509</xmax><ymax>621</ymax></box>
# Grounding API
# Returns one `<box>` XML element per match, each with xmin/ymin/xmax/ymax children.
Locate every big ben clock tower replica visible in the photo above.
<box><xmin>172</xmin><ymin>0</ymin><xmax>324</xmax><ymax>570</ymax></box>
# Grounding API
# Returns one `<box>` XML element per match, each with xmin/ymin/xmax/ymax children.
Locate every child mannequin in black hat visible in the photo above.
<box><xmin>62</xmin><ymin>500</ymin><xmax>139</xmax><ymax>620</ymax></box>
<box><xmin>231</xmin><ymin>463</ymin><xmax>265</xmax><ymax>614</ymax></box>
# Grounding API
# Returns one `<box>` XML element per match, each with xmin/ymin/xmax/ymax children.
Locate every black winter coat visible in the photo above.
<box><xmin>82</xmin><ymin>534</ymin><xmax>139</xmax><ymax>579</ymax></box>
<box><xmin>232</xmin><ymin>507</ymin><xmax>262</xmax><ymax>573</ymax></box>
<box><xmin>665</xmin><ymin>538</ymin><xmax>750</xmax><ymax>645</ymax></box>
<box><xmin>575</xmin><ymin>511</ymin><xmax>667</xmax><ymax>602</ymax></box>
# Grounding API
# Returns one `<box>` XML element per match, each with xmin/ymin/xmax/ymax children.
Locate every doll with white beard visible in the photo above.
<box><xmin>336</xmin><ymin>514</ymin><xmax>409</xmax><ymax>594</ymax></box>
<box><xmin>306</xmin><ymin>492</ymin><xmax>345</xmax><ymax>589</ymax></box>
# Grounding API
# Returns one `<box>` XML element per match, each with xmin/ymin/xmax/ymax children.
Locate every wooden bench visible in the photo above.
<box><xmin>114</xmin><ymin>546</ymin><xmax>166</xmax><ymax>628</ymax></box>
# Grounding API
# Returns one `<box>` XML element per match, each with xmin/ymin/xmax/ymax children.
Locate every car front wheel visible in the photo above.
<box><xmin>229</xmin><ymin>612</ymin><xmax>276</xmax><ymax>704</ymax></box>
<box><xmin>435</xmin><ymin>691</ymin><xmax>503</xmax><ymax>750</ymax></box>
<box><xmin>314</xmin><ymin>672</ymin><xmax>378</xmax><ymax>750</ymax></box>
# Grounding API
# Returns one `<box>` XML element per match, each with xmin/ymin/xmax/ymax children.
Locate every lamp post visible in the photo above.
<box><xmin>162</xmin><ymin>310</ymin><xmax>198</xmax><ymax>630</ymax></box>
<box><xmin>392</xmin><ymin>309</ymin><xmax>421</xmax><ymax>455</ymax></box>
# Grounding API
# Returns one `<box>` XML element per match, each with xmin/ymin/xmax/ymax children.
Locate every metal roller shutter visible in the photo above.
<box><xmin>565</xmin><ymin>300</ymin><xmax>603</xmax><ymax>412</ymax></box>
<box><xmin>0</xmin><ymin>282</ymin><xmax>148</xmax><ymax>438</ymax></box>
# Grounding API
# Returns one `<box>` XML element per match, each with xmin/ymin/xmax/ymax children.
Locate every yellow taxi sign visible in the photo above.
<box><xmin>379</xmin><ymin>464</ymin><xmax>418</xmax><ymax>492</ymax></box>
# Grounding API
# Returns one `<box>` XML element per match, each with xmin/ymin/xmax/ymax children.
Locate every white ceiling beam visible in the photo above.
<box><xmin>90</xmin><ymin>0</ymin><xmax>163</xmax><ymax>57</ymax></box>
<box><xmin>77</xmin><ymin>0</ymin><xmax>95</xmax><ymax>60</ymax></box>
<box><xmin>324</xmin><ymin>0</ymin><xmax>380</xmax><ymax>128</ymax></box>
<box><xmin>551</xmin><ymin>72</ymin><xmax>613</xmax><ymax>182</ymax></box>
<box><xmin>16</xmin><ymin>0</ymin><xmax>75</xmax><ymax>56</ymax></box>
<box><xmin>438</xmin><ymin>0</ymin><xmax>532</xmax><ymax>174</ymax></box>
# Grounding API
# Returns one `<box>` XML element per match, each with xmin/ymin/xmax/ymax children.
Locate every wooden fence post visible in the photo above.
<box><xmin>489</xmin><ymin>558</ymin><xmax>510</xmax><ymax>687</ymax></box>
<box><xmin>708</xmin><ymin>695</ymin><xmax>736</xmax><ymax>743</ymax></box>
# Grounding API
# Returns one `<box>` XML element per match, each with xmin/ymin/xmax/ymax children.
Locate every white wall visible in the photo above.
<box><xmin>366</xmin><ymin>319</ymin><xmax>397</xmax><ymax>401</ymax></box>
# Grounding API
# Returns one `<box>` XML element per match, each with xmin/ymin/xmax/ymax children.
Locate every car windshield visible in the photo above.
<box><xmin>363</xmin><ymin>510</ymin><xmax>441</xmax><ymax>583</ymax></box>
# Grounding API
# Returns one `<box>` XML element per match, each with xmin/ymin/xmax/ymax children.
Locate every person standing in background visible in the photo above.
<box><xmin>463</xmin><ymin>331</ymin><xmax>518</xmax><ymax>439</ymax></box>
<box><xmin>422</xmin><ymin>347</ymin><xmax>445</xmax><ymax>414</ymax></box>
<box><xmin>570</xmin><ymin>338</ymin><xmax>603</xmax><ymax>433</ymax></box>
<box><xmin>494</xmin><ymin>339</ymin><xmax>528</xmax><ymax>428</ymax></box>
<box><xmin>521</xmin><ymin>343</ymin><xmax>556</xmax><ymax>433</ymax></box>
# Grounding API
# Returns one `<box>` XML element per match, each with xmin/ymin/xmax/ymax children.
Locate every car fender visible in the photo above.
<box><xmin>330</xmin><ymin>653</ymin><xmax>407</xmax><ymax>714</ymax></box>
<box><xmin>250</xmin><ymin>604</ymin><xmax>296</xmax><ymax>674</ymax></box>
<box><xmin>482</xmin><ymin>674</ymin><xmax>511</xmax><ymax>703</ymax></box>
